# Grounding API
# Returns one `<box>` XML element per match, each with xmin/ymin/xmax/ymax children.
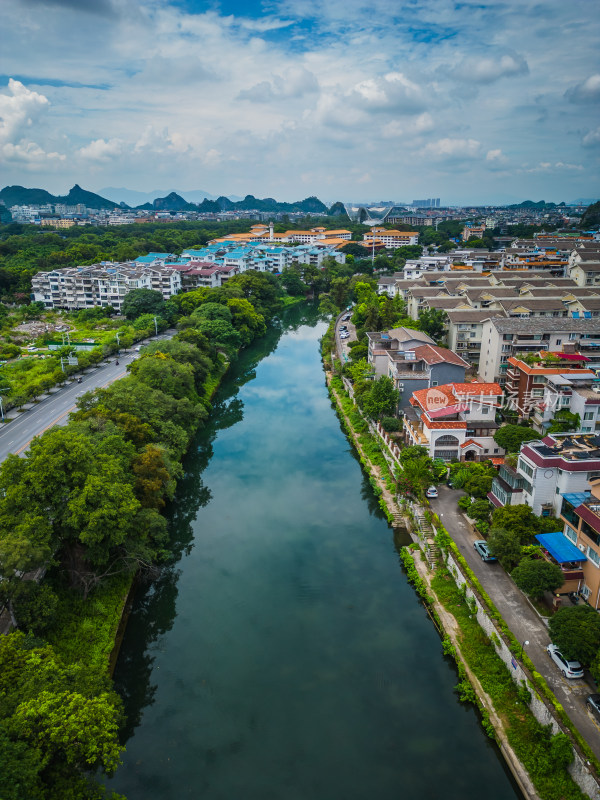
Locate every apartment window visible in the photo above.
<box><xmin>431</xmin><ymin>381</ymin><xmax>438</xmax><ymax>387</ymax></box>
<box><xmin>587</xmin><ymin>547</ymin><xmax>600</xmax><ymax>568</ymax></box>
<box><xmin>518</xmin><ymin>460</ymin><xmax>534</xmax><ymax>479</ymax></box>
<box><xmin>555</xmin><ymin>339</ymin><xmax>562</xmax><ymax>345</ymax></box>
<box><xmin>584</xmin><ymin>412</ymin><xmax>594</xmax><ymax>420</ymax></box>
<box><xmin>481</xmin><ymin>406</ymin><xmax>489</xmax><ymax>414</ymax></box>
<box><xmin>569</xmin><ymin>333</ymin><xmax>578</xmax><ymax>340</ymax></box>
<box><xmin>494</xmin><ymin>448</ymin><xmax>499</xmax><ymax>453</ymax></box>
<box><xmin>564</xmin><ymin>525</ymin><xmax>578</xmax><ymax>544</ymax></box>
<box><xmin>583</xmin><ymin>427</ymin><xmax>592</xmax><ymax>433</ymax></box>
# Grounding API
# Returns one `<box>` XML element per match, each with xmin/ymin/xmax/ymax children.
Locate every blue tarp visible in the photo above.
<box><xmin>535</xmin><ymin>532</ymin><xmax>587</xmax><ymax>563</ymax></box>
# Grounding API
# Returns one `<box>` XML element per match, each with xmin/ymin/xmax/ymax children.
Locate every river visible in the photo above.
<box><xmin>109</xmin><ymin>304</ymin><xmax>522</xmax><ymax>799</ymax></box>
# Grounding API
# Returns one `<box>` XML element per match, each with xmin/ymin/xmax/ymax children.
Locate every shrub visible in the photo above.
<box><xmin>511</xmin><ymin>559</ymin><xmax>564</xmax><ymax>600</ymax></box>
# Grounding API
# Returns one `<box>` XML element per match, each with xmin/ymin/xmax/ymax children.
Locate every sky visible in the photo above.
<box><xmin>0</xmin><ymin>0</ymin><xmax>599</xmax><ymax>205</ymax></box>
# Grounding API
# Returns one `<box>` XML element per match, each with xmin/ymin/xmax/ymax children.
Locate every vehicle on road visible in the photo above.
<box><xmin>586</xmin><ymin>694</ymin><xmax>600</xmax><ymax>722</ymax></box>
<box><xmin>340</xmin><ymin>334</ymin><xmax>350</xmax><ymax>340</ymax></box>
<box><xmin>426</xmin><ymin>486</ymin><xmax>438</xmax><ymax>498</ymax></box>
<box><xmin>473</xmin><ymin>540</ymin><xmax>497</xmax><ymax>562</ymax></box>
<box><xmin>342</xmin><ymin>314</ymin><xmax>351</xmax><ymax>321</ymax></box>
<box><xmin>546</xmin><ymin>644</ymin><xmax>584</xmax><ymax>679</ymax></box>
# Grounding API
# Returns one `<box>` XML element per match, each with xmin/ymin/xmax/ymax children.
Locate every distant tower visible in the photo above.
<box><xmin>269</xmin><ymin>221</ymin><xmax>274</xmax><ymax>241</ymax></box>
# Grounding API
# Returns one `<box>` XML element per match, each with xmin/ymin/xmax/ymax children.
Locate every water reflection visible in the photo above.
<box><xmin>113</xmin><ymin>303</ymin><xmax>326</xmax><ymax>744</ymax></box>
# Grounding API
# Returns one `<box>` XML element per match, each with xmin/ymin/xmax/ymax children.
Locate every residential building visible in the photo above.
<box><xmin>478</xmin><ymin>317</ymin><xmax>600</xmax><ymax>386</ymax></box>
<box><xmin>385</xmin><ymin>344</ymin><xmax>469</xmax><ymax>409</ymax></box>
<box><xmin>366</xmin><ymin>327</ymin><xmax>435</xmax><ymax>377</ymax></box>
<box><xmin>512</xmin><ymin>434</ymin><xmax>600</xmax><ymax>516</ymax></box>
<box><xmin>559</xmin><ymin>479</ymin><xmax>600</xmax><ymax>608</ymax></box>
<box><xmin>503</xmin><ymin>353</ymin><xmax>597</xmax><ymax>422</ymax></box>
<box><xmin>403</xmin><ymin>382</ymin><xmax>504</xmax><ymax>462</ymax></box>
<box><xmin>362</xmin><ymin>228</ymin><xmax>418</xmax><ymax>249</ymax></box>
<box><xmin>462</xmin><ymin>223</ymin><xmax>487</xmax><ymax>241</ymax></box>
<box><xmin>488</xmin><ymin>462</ymin><xmax>526</xmax><ymax>508</ymax></box>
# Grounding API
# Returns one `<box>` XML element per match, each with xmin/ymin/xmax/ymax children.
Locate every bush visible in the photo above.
<box><xmin>381</xmin><ymin>416</ymin><xmax>401</xmax><ymax>432</ymax></box>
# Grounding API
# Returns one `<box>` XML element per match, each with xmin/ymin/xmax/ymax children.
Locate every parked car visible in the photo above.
<box><xmin>546</xmin><ymin>644</ymin><xmax>584</xmax><ymax>679</ymax></box>
<box><xmin>586</xmin><ymin>694</ymin><xmax>600</xmax><ymax>722</ymax></box>
<box><xmin>340</xmin><ymin>334</ymin><xmax>350</xmax><ymax>340</ymax></box>
<box><xmin>342</xmin><ymin>314</ymin><xmax>351</xmax><ymax>321</ymax></box>
<box><xmin>446</xmin><ymin>478</ymin><xmax>454</xmax><ymax>488</ymax></box>
<box><xmin>426</xmin><ymin>486</ymin><xmax>438</xmax><ymax>498</ymax></box>
<box><xmin>473</xmin><ymin>540</ymin><xmax>496</xmax><ymax>562</ymax></box>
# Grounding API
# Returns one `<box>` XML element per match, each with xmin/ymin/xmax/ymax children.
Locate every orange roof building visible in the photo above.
<box><xmin>403</xmin><ymin>381</ymin><xmax>504</xmax><ymax>462</ymax></box>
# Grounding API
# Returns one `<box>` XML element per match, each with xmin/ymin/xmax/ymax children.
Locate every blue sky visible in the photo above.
<box><xmin>0</xmin><ymin>0</ymin><xmax>598</xmax><ymax>204</ymax></box>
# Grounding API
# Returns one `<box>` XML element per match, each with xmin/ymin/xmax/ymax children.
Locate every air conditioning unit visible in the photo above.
<box><xmin>578</xmin><ymin>544</ymin><xmax>586</xmax><ymax>552</ymax></box>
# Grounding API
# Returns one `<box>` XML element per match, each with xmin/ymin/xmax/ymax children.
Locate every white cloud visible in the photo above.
<box><xmin>421</xmin><ymin>138</ymin><xmax>481</xmax><ymax>161</ymax></box>
<box><xmin>0</xmin><ymin>78</ymin><xmax>49</xmax><ymax>144</ymax></box>
<box><xmin>566</xmin><ymin>74</ymin><xmax>600</xmax><ymax>103</ymax></box>
<box><xmin>238</xmin><ymin>68</ymin><xmax>319</xmax><ymax>102</ymax></box>
<box><xmin>382</xmin><ymin>113</ymin><xmax>434</xmax><ymax>138</ymax></box>
<box><xmin>78</xmin><ymin>137</ymin><xmax>124</xmax><ymax>161</ymax></box>
<box><xmin>525</xmin><ymin>161</ymin><xmax>584</xmax><ymax>173</ymax></box>
<box><xmin>2</xmin><ymin>140</ymin><xmax>65</xmax><ymax>165</ymax></box>
<box><xmin>448</xmin><ymin>53</ymin><xmax>528</xmax><ymax>84</ymax></box>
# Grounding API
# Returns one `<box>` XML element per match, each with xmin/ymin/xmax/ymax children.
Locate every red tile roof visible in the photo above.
<box><xmin>452</xmin><ymin>382</ymin><xmax>502</xmax><ymax>396</ymax></box>
<box><xmin>413</xmin><ymin>344</ymin><xmax>469</xmax><ymax>368</ymax></box>
<box><xmin>461</xmin><ymin>439</ymin><xmax>484</xmax><ymax>449</ymax></box>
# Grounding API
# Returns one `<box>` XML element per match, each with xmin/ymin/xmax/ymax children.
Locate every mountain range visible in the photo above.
<box><xmin>98</xmin><ymin>187</ymin><xmax>243</xmax><ymax>206</ymax></box>
<box><xmin>0</xmin><ymin>184</ymin><xmax>345</xmax><ymax>216</ymax></box>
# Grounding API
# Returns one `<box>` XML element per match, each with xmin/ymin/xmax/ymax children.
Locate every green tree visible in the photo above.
<box><xmin>490</xmin><ymin>504</ymin><xmax>546</xmax><ymax>545</ymax></box>
<box><xmin>417</xmin><ymin>308</ymin><xmax>447</xmax><ymax>340</ymax></box>
<box><xmin>121</xmin><ymin>288</ymin><xmax>165</xmax><ymax>320</ymax></box>
<box><xmin>360</xmin><ymin>376</ymin><xmax>399</xmax><ymax>420</ymax></box>
<box><xmin>280</xmin><ymin>268</ymin><xmax>307</xmax><ymax>296</ymax></box>
<box><xmin>487</xmin><ymin>527</ymin><xmax>522</xmax><ymax>570</ymax></box>
<box><xmin>548</xmin><ymin>605</ymin><xmax>600</xmax><ymax>664</ymax></box>
<box><xmin>128</xmin><ymin>353</ymin><xmax>196</xmax><ymax>400</ymax></box>
<box><xmin>511</xmin><ymin>558</ymin><xmax>564</xmax><ymax>599</ymax></box>
<box><xmin>397</xmin><ymin>456</ymin><xmax>435</xmax><ymax>500</ymax></box>
<box><xmin>494</xmin><ymin>425</ymin><xmax>541</xmax><ymax>453</ymax></box>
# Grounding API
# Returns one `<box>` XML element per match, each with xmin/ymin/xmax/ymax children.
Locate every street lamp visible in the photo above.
<box><xmin>519</xmin><ymin>639</ymin><xmax>529</xmax><ymax>661</ymax></box>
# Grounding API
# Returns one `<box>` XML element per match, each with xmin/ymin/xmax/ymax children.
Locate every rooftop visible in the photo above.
<box><xmin>488</xmin><ymin>317</ymin><xmax>600</xmax><ymax>333</ymax></box>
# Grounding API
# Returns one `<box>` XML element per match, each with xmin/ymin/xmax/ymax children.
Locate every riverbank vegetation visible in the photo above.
<box><xmin>0</xmin><ymin>271</ymin><xmax>283</xmax><ymax>799</ymax></box>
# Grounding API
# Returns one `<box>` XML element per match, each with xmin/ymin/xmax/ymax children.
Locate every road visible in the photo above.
<box><xmin>335</xmin><ymin>310</ymin><xmax>356</xmax><ymax>361</ymax></box>
<box><xmin>0</xmin><ymin>330</ymin><xmax>175</xmax><ymax>463</ymax></box>
<box><xmin>430</xmin><ymin>485</ymin><xmax>600</xmax><ymax>757</ymax></box>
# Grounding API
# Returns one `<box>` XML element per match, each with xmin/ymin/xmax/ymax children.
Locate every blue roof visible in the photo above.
<box><xmin>535</xmin><ymin>532</ymin><xmax>587</xmax><ymax>563</ymax></box>
<box><xmin>561</xmin><ymin>491</ymin><xmax>591</xmax><ymax>507</ymax></box>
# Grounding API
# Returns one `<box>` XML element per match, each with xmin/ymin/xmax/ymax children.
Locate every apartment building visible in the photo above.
<box><xmin>568</xmin><ymin>246</ymin><xmax>600</xmax><ymax>287</ymax></box>
<box><xmin>366</xmin><ymin>327</ymin><xmax>435</xmax><ymax>377</ymax></box>
<box><xmin>559</xmin><ymin>479</ymin><xmax>600</xmax><ymax>608</ymax></box>
<box><xmin>446</xmin><ymin>310</ymin><xmax>495</xmax><ymax>368</ymax></box>
<box><xmin>478</xmin><ymin>317</ymin><xmax>600</xmax><ymax>385</ymax></box>
<box><xmin>31</xmin><ymin>262</ymin><xmax>182</xmax><ymax>311</ymax></box>
<box><xmin>403</xmin><ymin>381</ymin><xmax>504</xmax><ymax>462</ymax></box>
<box><xmin>462</xmin><ymin>223</ymin><xmax>487</xmax><ymax>241</ymax></box>
<box><xmin>362</xmin><ymin>228</ymin><xmax>418</xmax><ymax>249</ymax></box>
<box><xmin>511</xmin><ymin>434</ymin><xmax>600</xmax><ymax>516</ymax></box>
<box><xmin>503</xmin><ymin>353</ymin><xmax>598</xmax><ymax>426</ymax></box>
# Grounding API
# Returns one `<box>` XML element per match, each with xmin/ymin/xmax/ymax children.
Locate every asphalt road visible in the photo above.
<box><xmin>335</xmin><ymin>311</ymin><xmax>355</xmax><ymax>361</ymax></box>
<box><xmin>0</xmin><ymin>330</ymin><xmax>175</xmax><ymax>463</ymax></box>
<box><xmin>430</xmin><ymin>485</ymin><xmax>600</xmax><ymax>757</ymax></box>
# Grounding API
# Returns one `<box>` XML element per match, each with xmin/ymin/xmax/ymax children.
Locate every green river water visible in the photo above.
<box><xmin>109</xmin><ymin>304</ymin><xmax>522</xmax><ymax>799</ymax></box>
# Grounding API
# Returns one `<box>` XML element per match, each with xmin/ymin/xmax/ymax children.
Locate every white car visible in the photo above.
<box><xmin>426</xmin><ymin>486</ymin><xmax>438</xmax><ymax>499</ymax></box>
<box><xmin>546</xmin><ymin>644</ymin><xmax>584</xmax><ymax>679</ymax></box>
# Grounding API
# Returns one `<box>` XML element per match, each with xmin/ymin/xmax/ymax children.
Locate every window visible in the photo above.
<box><xmin>587</xmin><ymin>547</ymin><xmax>600</xmax><ymax>568</ymax></box>
<box><xmin>481</xmin><ymin>406</ymin><xmax>489</xmax><ymax>414</ymax></box>
<box><xmin>564</xmin><ymin>525</ymin><xmax>578</xmax><ymax>543</ymax></box>
<box><xmin>494</xmin><ymin>448</ymin><xmax>499</xmax><ymax>453</ymax></box>
<box><xmin>582</xmin><ymin>584</ymin><xmax>591</xmax><ymax>599</ymax></box>
<box><xmin>583</xmin><ymin>427</ymin><xmax>592</xmax><ymax>433</ymax></box>
<box><xmin>518</xmin><ymin>459</ymin><xmax>535</xmax><ymax>479</ymax></box>
<box><xmin>584</xmin><ymin>411</ymin><xmax>594</xmax><ymax>420</ymax></box>
<box><xmin>431</xmin><ymin>381</ymin><xmax>438</xmax><ymax>387</ymax></box>
<box><xmin>569</xmin><ymin>333</ymin><xmax>578</xmax><ymax>340</ymax></box>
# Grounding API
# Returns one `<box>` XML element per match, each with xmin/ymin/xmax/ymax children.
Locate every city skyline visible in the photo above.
<box><xmin>0</xmin><ymin>0</ymin><xmax>598</xmax><ymax>205</ymax></box>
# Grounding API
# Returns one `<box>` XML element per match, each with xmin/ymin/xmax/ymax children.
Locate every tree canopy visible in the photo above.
<box><xmin>511</xmin><ymin>559</ymin><xmax>564</xmax><ymax>599</ymax></box>
<box><xmin>121</xmin><ymin>288</ymin><xmax>166</xmax><ymax>320</ymax></box>
<box><xmin>548</xmin><ymin>605</ymin><xmax>600</xmax><ymax>664</ymax></box>
<box><xmin>493</xmin><ymin>425</ymin><xmax>540</xmax><ymax>453</ymax></box>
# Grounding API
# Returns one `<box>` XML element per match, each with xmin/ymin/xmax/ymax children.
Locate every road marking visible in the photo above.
<box><xmin>11</xmin><ymin>370</ymin><xmax>127</xmax><ymax>456</ymax></box>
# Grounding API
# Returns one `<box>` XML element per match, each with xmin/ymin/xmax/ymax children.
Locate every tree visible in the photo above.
<box><xmin>511</xmin><ymin>559</ymin><xmax>564</xmax><ymax>599</ymax></box>
<box><xmin>194</xmin><ymin>317</ymin><xmax>242</xmax><ymax>357</ymax></box>
<box><xmin>121</xmin><ymin>288</ymin><xmax>165</xmax><ymax>320</ymax></box>
<box><xmin>280</xmin><ymin>268</ymin><xmax>307</xmax><ymax>296</ymax></box>
<box><xmin>494</xmin><ymin>425</ymin><xmax>540</xmax><ymax>453</ymax></box>
<box><xmin>128</xmin><ymin>353</ymin><xmax>197</xmax><ymax>400</ymax></box>
<box><xmin>490</xmin><ymin>504</ymin><xmax>546</xmax><ymax>545</ymax></box>
<box><xmin>547</xmin><ymin>410</ymin><xmax>581</xmax><ymax>434</ymax></box>
<box><xmin>487</xmin><ymin>527</ymin><xmax>522</xmax><ymax>570</ymax></box>
<box><xmin>360</xmin><ymin>376</ymin><xmax>399</xmax><ymax>420</ymax></box>
<box><xmin>397</xmin><ymin>456</ymin><xmax>435</xmax><ymax>499</ymax></box>
<box><xmin>548</xmin><ymin>605</ymin><xmax>600</xmax><ymax>664</ymax></box>
<box><xmin>417</xmin><ymin>308</ymin><xmax>447</xmax><ymax>340</ymax></box>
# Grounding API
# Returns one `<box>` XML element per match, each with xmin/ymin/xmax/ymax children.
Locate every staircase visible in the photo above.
<box><xmin>414</xmin><ymin>510</ymin><xmax>442</xmax><ymax>569</ymax></box>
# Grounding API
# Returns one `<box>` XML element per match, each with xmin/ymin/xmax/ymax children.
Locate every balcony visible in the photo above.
<box><xmin>404</xmin><ymin>417</ymin><xmax>428</xmax><ymax>445</ymax></box>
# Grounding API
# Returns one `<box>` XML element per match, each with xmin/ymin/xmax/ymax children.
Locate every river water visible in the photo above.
<box><xmin>109</xmin><ymin>304</ymin><xmax>522</xmax><ymax>800</ymax></box>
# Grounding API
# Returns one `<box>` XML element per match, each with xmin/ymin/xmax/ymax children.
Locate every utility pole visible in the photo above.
<box><xmin>153</xmin><ymin>316</ymin><xmax>158</xmax><ymax>336</ymax></box>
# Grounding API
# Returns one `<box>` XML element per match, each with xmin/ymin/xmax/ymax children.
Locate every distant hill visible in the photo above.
<box><xmin>506</xmin><ymin>200</ymin><xmax>561</xmax><ymax>210</ymax></box>
<box><xmin>581</xmin><ymin>201</ymin><xmax>600</xmax><ymax>228</ymax></box>
<box><xmin>99</xmin><ymin>186</ymin><xmax>221</xmax><ymax>205</ymax></box>
<box><xmin>0</xmin><ymin>184</ymin><xmax>346</xmax><ymax>218</ymax></box>
<box><xmin>0</xmin><ymin>184</ymin><xmax>120</xmax><ymax>209</ymax></box>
